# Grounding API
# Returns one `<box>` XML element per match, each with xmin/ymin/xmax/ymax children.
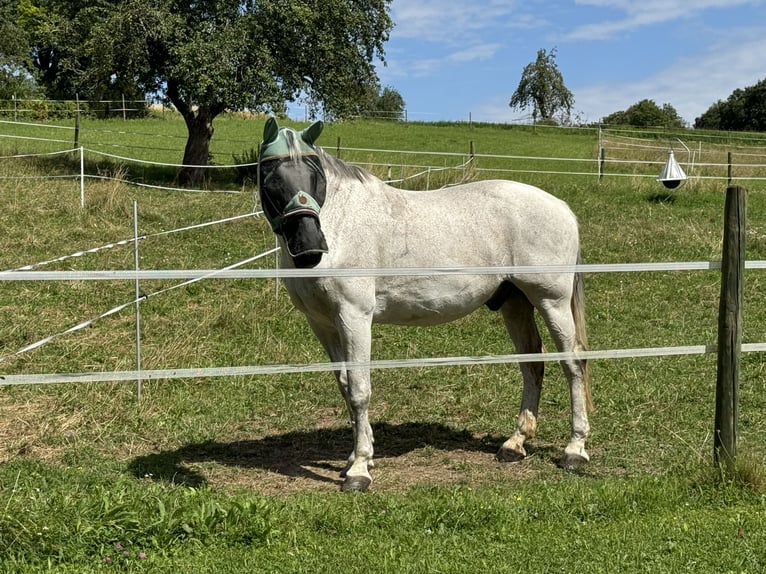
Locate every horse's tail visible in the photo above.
<box><xmin>572</xmin><ymin>251</ymin><xmax>593</xmax><ymax>412</ymax></box>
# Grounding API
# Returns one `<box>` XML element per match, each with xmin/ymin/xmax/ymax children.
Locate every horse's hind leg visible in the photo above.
<box><xmin>496</xmin><ymin>288</ymin><xmax>545</xmax><ymax>463</ymax></box>
<box><xmin>536</xmin><ymin>299</ymin><xmax>590</xmax><ymax>469</ymax></box>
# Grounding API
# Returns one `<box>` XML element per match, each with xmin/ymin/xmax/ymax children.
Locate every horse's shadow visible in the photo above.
<box><xmin>128</xmin><ymin>422</ymin><xmax>516</xmax><ymax>488</ymax></box>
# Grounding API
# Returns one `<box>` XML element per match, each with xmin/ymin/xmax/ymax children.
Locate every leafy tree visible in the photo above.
<box><xmin>15</xmin><ymin>0</ymin><xmax>89</xmax><ymax>99</ymax></box>
<box><xmin>12</xmin><ymin>0</ymin><xmax>393</xmax><ymax>185</ymax></box>
<box><xmin>0</xmin><ymin>0</ymin><xmax>27</xmax><ymax>65</ymax></box>
<box><xmin>509</xmin><ymin>48</ymin><xmax>573</xmax><ymax>124</ymax></box>
<box><xmin>0</xmin><ymin>0</ymin><xmax>39</xmax><ymax>99</ymax></box>
<box><xmin>694</xmin><ymin>100</ymin><xmax>726</xmax><ymax>130</ymax></box>
<box><xmin>602</xmin><ymin>99</ymin><xmax>685</xmax><ymax>128</ymax></box>
<box><xmin>359</xmin><ymin>85</ymin><xmax>405</xmax><ymax>120</ymax></box>
<box><xmin>694</xmin><ymin>79</ymin><xmax>766</xmax><ymax>131</ymax></box>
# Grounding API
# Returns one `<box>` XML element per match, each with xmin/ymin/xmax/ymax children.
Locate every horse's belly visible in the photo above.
<box><xmin>373</xmin><ymin>276</ymin><xmax>496</xmax><ymax>326</ymax></box>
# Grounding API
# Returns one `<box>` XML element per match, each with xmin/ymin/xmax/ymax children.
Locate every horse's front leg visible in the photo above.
<box><xmin>335</xmin><ymin>309</ymin><xmax>375</xmax><ymax>492</ymax></box>
<box><xmin>308</xmin><ymin>310</ymin><xmax>375</xmax><ymax>491</ymax></box>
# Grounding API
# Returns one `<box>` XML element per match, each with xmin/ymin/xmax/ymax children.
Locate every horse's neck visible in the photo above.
<box><xmin>326</xmin><ymin>173</ymin><xmax>387</xmax><ymax>213</ymax></box>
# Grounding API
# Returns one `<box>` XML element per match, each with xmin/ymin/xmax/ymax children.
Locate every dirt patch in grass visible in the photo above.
<box><xmin>0</xmin><ymin>392</ymin><xmax>73</xmax><ymax>462</ymax></box>
<box><xmin>122</xmin><ymin>421</ymin><xmax>580</xmax><ymax>495</ymax></box>
<box><xmin>0</xmin><ymin>393</ymin><xmax>601</xmax><ymax>495</ymax></box>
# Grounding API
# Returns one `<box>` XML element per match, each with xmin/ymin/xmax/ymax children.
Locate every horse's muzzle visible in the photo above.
<box><xmin>281</xmin><ymin>214</ymin><xmax>328</xmax><ymax>268</ymax></box>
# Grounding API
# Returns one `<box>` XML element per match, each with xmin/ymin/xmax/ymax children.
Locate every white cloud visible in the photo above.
<box><xmin>566</xmin><ymin>0</ymin><xmax>762</xmax><ymax>40</ymax></box>
<box><xmin>449</xmin><ymin>43</ymin><xmax>501</xmax><ymax>63</ymax></box>
<box><xmin>573</xmin><ymin>31</ymin><xmax>766</xmax><ymax>123</ymax></box>
<box><xmin>390</xmin><ymin>0</ymin><xmax>545</xmax><ymax>44</ymax></box>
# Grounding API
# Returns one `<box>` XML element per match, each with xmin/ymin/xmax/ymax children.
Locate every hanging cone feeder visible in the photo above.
<box><xmin>657</xmin><ymin>149</ymin><xmax>687</xmax><ymax>189</ymax></box>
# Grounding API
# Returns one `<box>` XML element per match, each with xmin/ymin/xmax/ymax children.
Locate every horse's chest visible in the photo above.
<box><xmin>284</xmin><ymin>278</ymin><xmax>347</xmax><ymax>319</ymax></box>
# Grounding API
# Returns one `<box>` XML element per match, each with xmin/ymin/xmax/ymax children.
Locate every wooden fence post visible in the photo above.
<box><xmin>74</xmin><ymin>108</ymin><xmax>80</xmax><ymax>149</ymax></box>
<box><xmin>727</xmin><ymin>151</ymin><xmax>733</xmax><ymax>185</ymax></box>
<box><xmin>599</xmin><ymin>147</ymin><xmax>605</xmax><ymax>181</ymax></box>
<box><xmin>714</xmin><ymin>184</ymin><xmax>746</xmax><ymax>469</ymax></box>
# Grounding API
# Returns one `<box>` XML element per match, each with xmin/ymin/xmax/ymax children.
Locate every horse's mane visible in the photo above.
<box><xmin>280</xmin><ymin>128</ymin><xmax>373</xmax><ymax>184</ymax></box>
<box><xmin>316</xmin><ymin>146</ymin><xmax>373</xmax><ymax>184</ymax></box>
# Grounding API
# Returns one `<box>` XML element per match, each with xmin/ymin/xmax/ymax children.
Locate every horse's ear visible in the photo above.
<box><xmin>300</xmin><ymin>120</ymin><xmax>324</xmax><ymax>146</ymax></box>
<box><xmin>263</xmin><ymin>117</ymin><xmax>279</xmax><ymax>144</ymax></box>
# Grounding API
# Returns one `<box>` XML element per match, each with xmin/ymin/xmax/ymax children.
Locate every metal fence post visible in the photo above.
<box><xmin>79</xmin><ymin>146</ymin><xmax>85</xmax><ymax>208</ymax></box>
<box><xmin>133</xmin><ymin>200</ymin><xmax>142</xmax><ymax>402</ymax></box>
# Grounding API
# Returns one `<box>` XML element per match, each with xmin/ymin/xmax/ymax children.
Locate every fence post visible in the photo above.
<box><xmin>133</xmin><ymin>200</ymin><xmax>142</xmax><ymax>402</ymax></box>
<box><xmin>336</xmin><ymin>136</ymin><xmax>341</xmax><ymax>159</ymax></box>
<box><xmin>79</xmin><ymin>146</ymin><xmax>85</xmax><ymax>208</ymax></box>
<box><xmin>727</xmin><ymin>151</ymin><xmax>733</xmax><ymax>185</ymax></box>
<box><xmin>714</xmin><ymin>184</ymin><xmax>746</xmax><ymax>470</ymax></box>
<box><xmin>74</xmin><ymin>108</ymin><xmax>80</xmax><ymax>149</ymax></box>
<box><xmin>599</xmin><ymin>147</ymin><xmax>605</xmax><ymax>181</ymax></box>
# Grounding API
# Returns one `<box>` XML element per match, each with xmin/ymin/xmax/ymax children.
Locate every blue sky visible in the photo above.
<box><xmin>373</xmin><ymin>0</ymin><xmax>766</xmax><ymax>125</ymax></box>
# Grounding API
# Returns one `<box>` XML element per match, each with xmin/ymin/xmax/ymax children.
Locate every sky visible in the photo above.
<box><xmin>371</xmin><ymin>0</ymin><xmax>766</xmax><ymax>125</ymax></box>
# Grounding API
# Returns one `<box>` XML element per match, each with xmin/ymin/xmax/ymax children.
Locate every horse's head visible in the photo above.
<box><xmin>258</xmin><ymin>117</ymin><xmax>328</xmax><ymax>268</ymax></box>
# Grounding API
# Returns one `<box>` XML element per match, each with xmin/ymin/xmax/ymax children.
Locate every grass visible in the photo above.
<box><xmin>2</xmin><ymin>458</ymin><xmax>764</xmax><ymax>572</ymax></box>
<box><xmin>1</xmin><ymin>114</ymin><xmax>766</xmax><ymax>571</ymax></box>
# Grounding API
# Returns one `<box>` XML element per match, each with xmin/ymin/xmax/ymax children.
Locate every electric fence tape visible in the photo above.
<box><xmin>0</xmin><ymin>247</ymin><xmax>278</xmax><ymax>365</ymax></box>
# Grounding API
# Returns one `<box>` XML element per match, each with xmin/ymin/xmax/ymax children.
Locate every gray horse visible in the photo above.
<box><xmin>257</xmin><ymin>118</ymin><xmax>591</xmax><ymax>491</ymax></box>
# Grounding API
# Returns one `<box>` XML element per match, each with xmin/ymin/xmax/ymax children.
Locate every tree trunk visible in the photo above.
<box><xmin>179</xmin><ymin>110</ymin><xmax>215</xmax><ymax>187</ymax></box>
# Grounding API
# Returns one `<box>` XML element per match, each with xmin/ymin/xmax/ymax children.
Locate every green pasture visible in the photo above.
<box><xmin>0</xmin><ymin>114</ymin><xmax>765</xmax><ymax>572</ymax></box>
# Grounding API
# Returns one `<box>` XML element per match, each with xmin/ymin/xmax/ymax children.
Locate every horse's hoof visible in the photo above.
<box><xmin>496</xmin><ymin>447</ymin><xmax>526</xmax><ymax>463</ymax></box>
<box><xmin>341</xmin><ymin>475</ymin><xmax>372</xmax><ymax>493</ymax></box>
<box><xmin>558</xmin><ymin>453</ymin><xmax>588</xmax><ymax>470</ymax></box>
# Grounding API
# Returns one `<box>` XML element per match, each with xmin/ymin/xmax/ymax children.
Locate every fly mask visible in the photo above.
<box><xmin>258</xmin><ymin>117</ymin><xmax>329</xmax><ymax>268</ymax></box>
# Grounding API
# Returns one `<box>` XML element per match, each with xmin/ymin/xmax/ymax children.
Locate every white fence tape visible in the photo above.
<box><xmin>0</xmin><ymin>259</ymin><xmax>749</xmax><ymax>281</ymax></box>
<box><xmin>0</xmin><ymin>148</ymin><xmax>77</xmax><ymax>160</ymax></box>
<box><xmin>1</xmin><ymin>257</ymin><xmax>763</xmax><ymax>380</ymax></box>
<box><xmin>0</xmin><ymin>247</ymin><xmax>279</xmax><ymax>364</ymax></box>
<box><xmin>1</xmin><ymin>211</ymin><xmax>263</xmax><ymax>275</ymax></box>
<box><xmin>86</xmin><ymin>148</ymin><xmax>258</xmax><ymax>169</ymax></box>
<box><xmin>4</xmin><ymin>343</ymin><xmax>766</xmax><ymax>387</ymax></box>
<box><xmin>3</xmin><ymin>238</ymin><xmax>143</xmax><ymax>273</ymax></box>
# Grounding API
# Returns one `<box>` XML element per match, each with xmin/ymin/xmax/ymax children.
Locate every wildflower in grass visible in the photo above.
<box><xmin>138</xmin><ymin>552</ymin><xmax>147</xmax><ymax>560</ymax></box>
<box><xmin>104</xmin><ymin>556</ymin><xmax>112</xmax><ymax>564</ymax></box>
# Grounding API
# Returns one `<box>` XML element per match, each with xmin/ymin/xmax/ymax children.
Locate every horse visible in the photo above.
<box><xmin>257</xmin><ymin>117</ymin><xmax>591</xmax><ymax>492</ymax></box>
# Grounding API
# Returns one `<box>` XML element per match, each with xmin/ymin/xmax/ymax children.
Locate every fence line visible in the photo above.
<box><xmin>1</xmin><ymin>256</ymin><xmax>763</xmax><ymax>374</ymax></box>
<box><xmin>1</xmin><ymin>211</ymin><xmax>263</xmax><ymax>274</ymax></box>
<box><xmin>0</xmin><ymin>144</ymin><xmax>471</xmax><ymax>197</ymax></box>
<box><xmin>0</xmin><ymin>148</ymin><xmax>75</xmax><ymax>160</ymax></box>
<box><xmin>3</xmin><ymin>342</ymin><xmax>766</xmax><ymax>388</ymax></box>
<box><xmin>2</xmin><ymin>256</ymin><xmax>761</xmax><ymax>370</ymax></box>
<box><xmin>0</xmin><ymin>260</ymin><xmax>741</xmax><ymax>282</ymax></box>
<box><xmin>0</xmin><ymin>203</ymin><xmax>269</xmax><ymax>365</ymax></box>
<box><xmin>2</xmin><ymin>127</ymin><xmax>765</xmax><ymax>186</ymax></box>
<box><xmin>85</xmin><ymin>148</ymin><xmax>257</xmax><ymax>169</ymax></box>
<box><xmin>0</xmin><ymin>247</ymin><xmax>279</xmax><ymax>365</ymax></box>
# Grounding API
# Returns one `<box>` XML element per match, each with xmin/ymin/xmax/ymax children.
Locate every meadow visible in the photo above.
<box><xmin>0</xmin><ymin>113</ymin><xmax>765</xmax><ymax>572</ymax></box>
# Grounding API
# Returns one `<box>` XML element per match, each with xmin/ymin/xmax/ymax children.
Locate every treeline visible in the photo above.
<box><xmin>694</xmin><ymin>78</ymin><xmax>766</xmax><ymax>131</ymax></box>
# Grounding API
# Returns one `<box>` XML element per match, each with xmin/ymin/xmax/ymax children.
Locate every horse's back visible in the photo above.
<box><xmin>305</xmin><ymin>178</ymin><xmax>582</xmax><ymax>326</ymax></box>
<box><xmin>382</xmin><ymin>179</ymin><xmax>581</xmax><ymax>267</ymax></box>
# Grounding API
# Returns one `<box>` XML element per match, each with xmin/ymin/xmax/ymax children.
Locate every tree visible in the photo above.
<box><xmin>359</xmin><ymin>85</ymin><xmax>405</xmax><ymax>120</ymax></box>
<box><xmin>602</xmin><ymin>99</ymin><xmax>685</xmax><ymax>128</ymax></box>
<box><xmin>695</xmin><ymin>79</ymin><xmax>766</xmax><ymax>131</ymax></box>
<box><xmin>12</xmin><ymin>0</ymin><xmax>393</xmax><ymax>185</ymax></box>
<box><xmin>0</xmin><ymin>0</ymin><xmax>39</xmax><ymax>99</ymax></box>
<box><xmin>509</xmin><ymin>48</ymin><xmax>573</xmax><ymax>124</ymax></box>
